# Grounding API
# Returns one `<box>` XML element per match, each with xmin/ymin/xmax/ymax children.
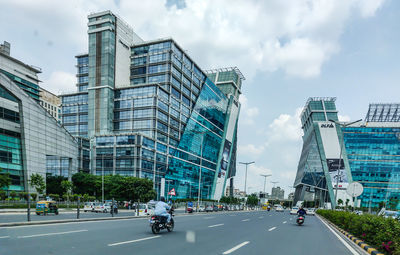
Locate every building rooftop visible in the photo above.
<box><xmin>365</xmin><ymin>103</ymin><xmax>400</xmax><ymax>122</ymax></box>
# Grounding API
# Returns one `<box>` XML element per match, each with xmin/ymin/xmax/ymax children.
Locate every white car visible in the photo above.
<box><xmin>306</xmin><ymin>208</ymin><xmax>315</xmax><ymax>215</ymax></box>
<box><xmin>290</xmin><ymin>207</ymin><xmax>299</xmax><ymax>215</ymax></box>
<box><xmin>138</xmin><ymin>203</ymin><xmax>155</xmax><ymax>216</ymax></box>
<box><xmin>83</xmin><ymin>202</ymin><xmax>96</xmax><ymax>212</ymax></box>
<box><xmin>94</xmin><ymin>202</ymin><xmax>111</xmax><ymax>213</ymax></box>
<box><xmin>276</xmin><ymin>206</ymin><xmax>284</xmax><ymax>212</ymax></box>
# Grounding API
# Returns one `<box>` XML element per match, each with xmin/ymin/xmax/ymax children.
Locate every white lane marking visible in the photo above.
<box><xmin>283</xmin><ymin>221</ymin><xmax>287</xmax><ymax>224</ymax></box>
<box><xmin>18</xmin><ymin>229</ymin><xmax>88</xmax><ymax>239</ymax></box>
<box><xmin>269</xmin><ymin>215</ymin><xmax>272</xmax><ymax>216</ymax></box>
<box><xmin>108</xmin><ymin>235</ymin><xmax>160</xmax><ymax>246</ymax></box>
<box><xmin>222</xmin><ymin>241</ymin><xmax>250</xmax><ymax>254</ymax></box>
<box><xmin>268</xmin><ymin>227</ymin><xmax>276</xmax><ymax>231</ymax></box>
<box><xmin>0</xmin><ymin>236</ymin><xmax>10</xmax><ymax>239</ymax></box>
<box><xmin>186</xmin><ymin>231</ymin><xmax>196</xmax><ymax>243</ymax></box>
<box><xmin>242</xmin><ymin>219</ymin><xmax>250</xmax><ymax>222</ymax></box>
<box><xmin>208</xmin><ymin>223</ymin><xmax>224</xmax><ymax>228</ymax></box>
<box><xmin>319</xmin><ymin>217</ymin><xmax>358</xmax><ymax>255</ymax></box>
<box><xmin>258</xmin><ymin>216</ymin><xmax>264</xmax><ymax>219</ymax></box>
<box><xmin>204</xmin><ymin>217</ymin><xmax>215</xmax><ymax>219</ymax></box>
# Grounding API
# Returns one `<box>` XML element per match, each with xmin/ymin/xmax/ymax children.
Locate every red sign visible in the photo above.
<box><xmin>168</xmin><ymin>188</ymin><xmax>176</xmax><ymax>196</ymax></box>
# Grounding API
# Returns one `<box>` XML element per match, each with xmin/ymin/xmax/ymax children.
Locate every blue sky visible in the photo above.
<box><xmin>1</xmin><ymin>0</ymin><xmax>398</xmax><ymax>197</ymax></box>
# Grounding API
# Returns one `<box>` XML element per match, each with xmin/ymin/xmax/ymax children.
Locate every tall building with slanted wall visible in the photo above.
<box><xmin>60</xmin><ymin>10</ymin><xmax>244</xmax><ymax>200</ymax></box>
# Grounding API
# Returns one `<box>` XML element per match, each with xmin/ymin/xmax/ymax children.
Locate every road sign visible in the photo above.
<box><xmin>168</xmin><ymin>188</ymin><xmax>176</xmax><ymax>196</ymax></box>
<box><xmin>346</xmin><ymin>182</ymin><xmax>363</xmax><ymax>197</ymax></box>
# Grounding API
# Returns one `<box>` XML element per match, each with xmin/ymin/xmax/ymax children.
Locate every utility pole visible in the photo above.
<box><xmin>102</xmin><ymin>155</ymin><xmax>104</xmax><ymax>203</ymax></box>
<box><xmin>239</xmin><ymin>161</ymin><xmax>255</xmax><ymax>195</ymax></box>
<box><xmin>329</xmin><ymin>119</ymin><xmax>362</xmax><ymax>209</ymax></box>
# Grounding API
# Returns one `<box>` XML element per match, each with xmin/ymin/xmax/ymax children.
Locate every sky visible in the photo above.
<box><xmin>1</xmin><ymin>0</ymin><xmax>399</xmax><ymax>198</ymax></box>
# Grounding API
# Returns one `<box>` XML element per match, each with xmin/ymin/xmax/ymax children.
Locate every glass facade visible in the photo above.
<box><xmin>295</xmin><ymin>99</ymin><xmax>400</xmax><ymax>210</ymax></box>
<box><xmin>0</xmin><ymin>69</ymin><xmax>40</xmax><ymax>100</ymax></box>
<box><xmin>343</xmin><ymin>127</ymin><xmax>400</xmax><ymax>209</ymax></box>
<box><xmin>60</xmin><ymin>11</ymin><xmax>242</xmax><ymax>200</ymax></box>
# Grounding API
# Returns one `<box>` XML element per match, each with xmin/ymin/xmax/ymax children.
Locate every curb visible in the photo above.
<box><xmin>317</xmin><ymin>215</ymin><xmax>384</xmax><ymax>255</ymax></box>
<box><xmin>0</xmin><ymin>215</ymin><xmax>147</xmax><ymax>227</ymax></box>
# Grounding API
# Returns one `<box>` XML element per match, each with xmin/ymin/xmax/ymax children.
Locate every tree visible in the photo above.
<box><xmin>30</xmin><ymin>173</ymin><xmax>46</xmax><ymax>197</ymax></box>
<box><xmin>46</xmin><ymin>174</ymin><xmax>67</xmax><ymax>195</ymax></box>
<box><xmin>61</xmin><ymin>180</ymin><xmax>73</xmax><ymax>206</ymax></box>
<box><xmin>345</xmin><ymin>199</ymin><xmax>350</xmax><ymax>208</ymax></box>
<box><xmin>0</xmin><ymin>190</ymin><xmax>6</xmax><ymax>200</ymax></box>
<box><xmin>49</xmin><ymin>194</ymin><xmax>59</xmax><ymax>201</ymax></box>
<box><xmin>0</xmin><ymin>169</ymin><xmax>11</xmax><ymax>189</ymax></box>
<box><xmin>19</xmin><ymin>192</ymin><xmax>29</xmax><ymax>200</ymax></box>
<box><xmin>246</xmin><ymin>194</ymin><xmax>259</xmax><ymax>207</ymax></box>
<box><xmin>72</xmin><ymin>172</ymin><xmax>96</xmax><ymax>196</ymax></box>
<box><xmin>337</xmin><ymin>199</ymin><xmax>343</xmax><ymax>206</ymax></box>
<box><xmin>31</xmin><ymin>193</ymin><xmax>37</xmax><ymax>201</ymax></box>
<box><xmin>10</xmin><ymin>191</ymin><xmax>17</xmax><ymax>200</ymax></box>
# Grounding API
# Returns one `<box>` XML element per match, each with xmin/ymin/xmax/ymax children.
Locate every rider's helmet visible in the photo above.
<box><xmin>160</xmin><ymin>196</ymin><xmax>165</xmax><ymax>202</ymax></box>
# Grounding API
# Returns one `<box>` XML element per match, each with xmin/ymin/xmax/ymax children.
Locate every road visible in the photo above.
<box><xmin>0</xmin><ymin>209</ymin><xmax>186</xmax><ymax>223</ymax></box>
<box><xmin>0</xmin><ymin>210</ymin><xmax>365</xmax><ymax>255</ymax></box>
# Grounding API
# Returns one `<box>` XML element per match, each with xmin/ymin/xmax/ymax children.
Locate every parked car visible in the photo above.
<box><xmin>306</xmin><ymin>208</ymin><xmax>315</xmax><ymax>215</ymax></box>
<box><xmin>138</xmin><ymin>203</ymin><xmax>154</xmax><ymax>216</ymax></box>
<box><xmin>199</xmin><ymin>206</ymin><xmax>205</xmax><ymax>212</ymax></box>
<box><xmin>206</xmin><ymin>205</ymin><xmax>213</xmax><ymax>212</ymax></box>
<box><xmin>382</xmin><ymin>210</ymin><xmax>400</xmax><ymax>219</ymax></box>
<box><xmin>83</xmin><ymin>202</ymin><xmax>96</xmax><ymax>212</ymax></box>
<box><xmin>276</xmin><ymin>206</ymin><xmax>284</xmax><ymax>212</ymax></box>
<box><xmin>94</xmin><ymin>202</ymin><xmax>111</xmax><ymax>213</ymax></box>
<box><xmin>290</xmin><ymin>207</ymin><xmax>299</xmax><ymax>215</ymax></box>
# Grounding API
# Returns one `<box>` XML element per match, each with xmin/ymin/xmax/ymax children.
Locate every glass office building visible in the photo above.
<box><xmin>60</xmin><ymin>11</ymin><xmax>243</xmax><ymax>200</ymax></box>
<box><xmin>294</xmin><ymin>99</ymin><xmax>400</xmax><ymax>210</ymax></box>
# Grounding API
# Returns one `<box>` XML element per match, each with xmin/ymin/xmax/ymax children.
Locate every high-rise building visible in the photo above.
<box><xmin>293</xmin><ymin>98</ymin><xmax>400</xmax><ymax>210</ymax></box>
<box><xmin>39</xmin><ymin>88</ymin><xmax>61</xmax><ymax>121</ymax></box>
<box><xmin>60</xmin><ymin>11</ymin><xmax>243</xmax><ymax>200</ymax></box>
<box><xmin>0</xmin><ymin>51</ymin><xmax>78</xmax><ymax>192</ymax></box>
<box><xmin>271</xmin><ymin>186</ymin><xmax>285</xmax><ymax>200</ymax></box>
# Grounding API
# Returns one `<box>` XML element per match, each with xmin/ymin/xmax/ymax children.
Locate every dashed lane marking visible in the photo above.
<box><xmin>208</xmin><ymin>223</ymin><xmax>224</xmax><ymax>228</ymax></box>
<box><xmin>268</xmin><ymin>227</ymin><xmax>277</xmax><ymax>231</ymax></box>
<box><xmin>0</xmin><ymin>236</ymin><xmax>10</xmax><ymax>239</ymax></box>
<box><xmin>108</xmin><ymin>236</ymin><xmax>161</xmax><ymax>246</ymax></box>
<box><xmin>222</xmin><ymin>241</ymin><xmax>250</xmax><ymax>254</ymax></box>
<box><xmin>18</xmin><ymin>229</ymin><xmax>88</xmax><ymax>239</ymax></box>
<box><xmin>242</xmin><ymin>219</ymin><xmax>250</xmax><ymax>222</ymax></box>
<box><xmin>283</xmin><ymin>221</ymin><xmax>287</xmax><ymax>224</ymax></box>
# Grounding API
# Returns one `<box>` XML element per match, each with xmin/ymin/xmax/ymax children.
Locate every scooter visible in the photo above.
<box><xmin>296</xmin><ymin>214</ymin><xmax>305</xmax><ymax>225</ymax></box>
<box><xmin>149</xmin><ymin>209</ymin><xmax>175</xmax><ymax>234</ymax></box>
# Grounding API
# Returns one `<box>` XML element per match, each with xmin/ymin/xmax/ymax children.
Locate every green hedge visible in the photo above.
<box><xmin>317</xmin><ymin>209</ymin><xmax>400</xmax><ymax>254</ymax></box>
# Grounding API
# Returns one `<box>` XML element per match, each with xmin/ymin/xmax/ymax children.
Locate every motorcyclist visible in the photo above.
<box><xmin>154</xmin><ymin>196</ymin><xmax>171</xmax><ymax>225</ymax></box>
<box><xmin>297</xmin><ymin>206</ymin><xmax>307</xmax><ymax>216</ymax></box>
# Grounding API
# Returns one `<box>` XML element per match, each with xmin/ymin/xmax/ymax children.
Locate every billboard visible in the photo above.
<box><xmin>219</xmin><ymin>140</ymin><xmax>232</xmax><ymax>178</ymax></box>
<box><xmin>318</xmin><ymin>122</ymin><xmax>349</xmax><ymax>190</ymax></box>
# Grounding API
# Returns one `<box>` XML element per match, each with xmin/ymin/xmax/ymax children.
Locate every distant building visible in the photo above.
<box><xmin>39</xmin><ymin>88</ymin><xmax>61</xmax><ymax>121</ymax></box>
<box><xmin>233</xmin><ymin>188</ymin><xmax>246</xmax><ymax>198</ymax></box>
<box><xmin>271</xmin><ymin>186</ymin><xmax>285</xmax><ymax>200</ymax></box>
<box><xmin>294</xmin><ymin>98</ymin><xmax>400</xmax><ymax>210</ymax></box>
<box><xmin>288</xmin><ymin>192</ymin><xmax>294</xmax><ymax>200</ymax></box>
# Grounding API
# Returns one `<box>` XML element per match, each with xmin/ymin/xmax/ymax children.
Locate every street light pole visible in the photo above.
<box><xmin>329</xmin><ymin>119</ymin><xmax>362</xmax><ymax>209</ymax></box>
<box><xmin>239</xmin><ymin>161</ymin><xmax>255</xmax><ymax>195</ymax></box>
<box><xmin>260</xmin><ymin>174</ymin><xmax>272</xmax><ymax>194</ymax></box>
<box><xmin>102</xmin><ymin>155</ymin><xmax>104</xmax><ymax>203</ymax></box>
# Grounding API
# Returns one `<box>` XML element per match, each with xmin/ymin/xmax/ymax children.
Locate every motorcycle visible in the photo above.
<box><xmin>149</xmin><ymin>209</ymin><xmax>175</xmax><ymax>234</ymax></box>
<box><xmin>296</xmin><ymin>214</ymin><xmax>305</xmax><ymax>225</ymax></box>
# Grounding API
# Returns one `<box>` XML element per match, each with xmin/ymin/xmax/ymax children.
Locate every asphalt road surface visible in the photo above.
<box><xmin>0</xmin><ymin>209</ymin><xmax>186</xmax><ymax>223</ymax></box>
<box><xmin>0</xmin><ymin>210</ymin><xmax>366</xmax><ymax>255</ymax></box>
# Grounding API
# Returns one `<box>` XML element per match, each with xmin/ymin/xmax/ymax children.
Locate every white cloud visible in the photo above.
<box><xmin>43</xmin><ymin>71</ymin><xmax>76</xmax><ymax>94</ymax></box>
<box><xmin>338</xmin><ymin>115</ymin><xmax>351</xmax><ymax>122</ymax></box>
<box><xmin>238</xmin><ymin>144</ymin><xmax>265</xmax><ymax>157</ymax></box>
<box><xmin>239</xmin><ymin>95</ymin><xmax>260</xmax><ymax>125</ymax></box>
<box><xmin>268</xmin><ymin>107</ymin><xmax>303</xmax><ymax>142</ymax></box>
<box><xmin>1</xmin><ymin>0</ymin><xmax>386</xmax><ymax>83</ymax></box>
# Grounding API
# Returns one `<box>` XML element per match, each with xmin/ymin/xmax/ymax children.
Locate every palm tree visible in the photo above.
<box><xmin>337</xmin><ymin>199</ymin><xmax>344</xmax><ymax>207</ymax></box>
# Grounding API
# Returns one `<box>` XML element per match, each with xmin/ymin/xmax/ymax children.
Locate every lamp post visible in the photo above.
<box><xmin>329</xmin><ymin>119</ymin><xmax>362</xmax><ymax>209</ymax></box>
<box><xmin>239</xmin><ymin>161</ymin><xmax>255</xmax><ymax>195</ymax></box>
<box><xmin>260</xmin><ymin>174</ymin><xmax>272</xmax><ymax>194</ymax></box>
<box><xmin>102</xmin><ymin>155</ymin><xmax>104</xmax><ymax>203</ymax></box>
<box><xmin>192</xmin><ymin>130</ymin><xmax>207</xmax><ymax>212</ymax></box>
